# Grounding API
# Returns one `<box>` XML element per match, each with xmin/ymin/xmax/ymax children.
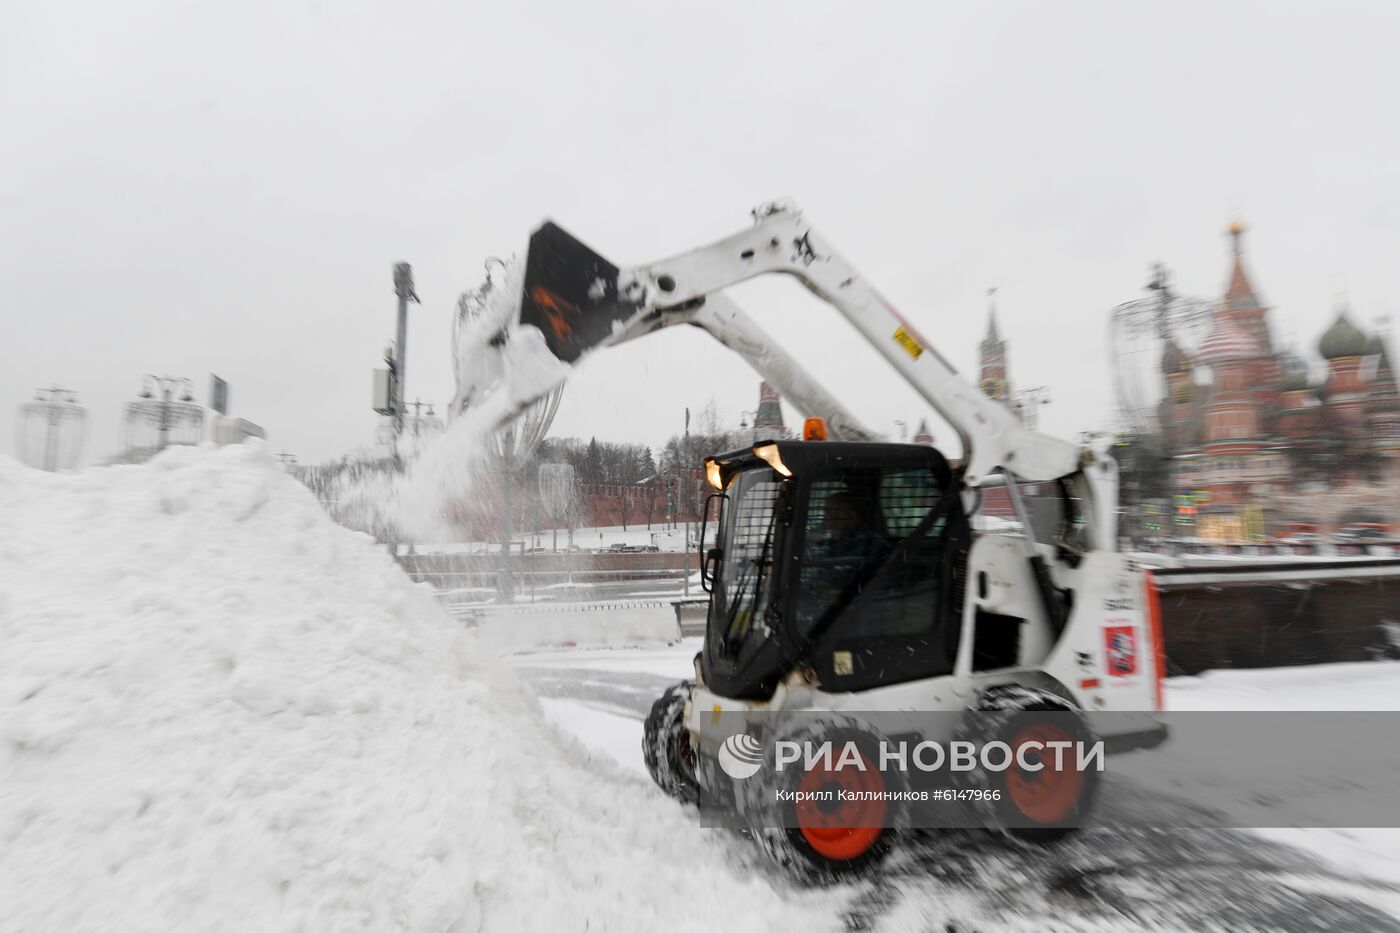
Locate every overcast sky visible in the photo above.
<box><xmin>4</xmin><ymin>1</ymin><xmax>1398</xmax><ymax>468</ymax></box>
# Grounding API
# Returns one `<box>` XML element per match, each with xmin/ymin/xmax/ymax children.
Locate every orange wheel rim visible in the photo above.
<box><xmin>794</xmin><ymin>749</ymin><xmax>887</xmax><ymax>860</ymax></box>
<box><xmin>1006</xmin><ymin>722</ymin><xmax>1084</xmax><ymax>824</ymax></box>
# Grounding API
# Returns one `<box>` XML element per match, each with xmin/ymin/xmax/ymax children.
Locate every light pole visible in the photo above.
<box><xmin>1014</xmin><ymin>386</ymin><xmax>1051</xmax><ymax>432</ymax></box>
<box><xmin>737</xmin><ymin>408</ymin><xmax>759</xmax><ymax>446</ymax></box>
<box><xmin>139</xmin><ymin>375</ymin><xmax>194</xmax><ymax>450</ymax></box>
<box><xmin>499</xmin><ymin>442</ymin><xmax>515</xmax><ymax>601</ymax></box>
<box><xmin>17</xmin><ymin>386</ymin><xmax>86</xmax><ymax>471</ymax></box>
<box><xmin>386</xmin><ymin>263</ymin><xmax>417</xmax><ymax>473</ymax></box>
<box><xmin>392</xmin><ymin>263</ymin><xmax>419</xmax><ymax>437</ymax></box>
<box><xmin>681</xmin><ymin>408</ymin><xmax>692</xmax><ymax>597</ymax></box>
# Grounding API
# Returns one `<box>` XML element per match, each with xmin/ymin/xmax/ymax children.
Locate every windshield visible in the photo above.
<box><xmin>710</xmin><ymin>470</ymin><xmax>782</xmax><ymax>659</ymax></box>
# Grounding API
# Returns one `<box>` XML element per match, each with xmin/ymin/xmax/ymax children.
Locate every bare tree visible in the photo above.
<box><xmin>538</xmin><ymin>462</ymin><xmax>578</xmax><ymax>552</ymax></box>
<box><xmin>695</xmin><ymin>398</ymin><xmax>725</xmax><ymax>437</ymax></box>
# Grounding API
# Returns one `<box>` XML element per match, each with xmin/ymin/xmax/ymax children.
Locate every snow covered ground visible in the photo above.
<box><xmin>5</xmin><ymin>444</ymin><xmax>1400</xmax><ymax>932</ymax></box>
<box><xmin>0</xmin><ymin>445</ymin><xmax>858</xmax><ymax>933</ymax></box>
<box><xmin>514</xmin><ymin>639</ymin><xmax>1400</xmax><ymax>894</ymax></box>
<box><xmin>1167</xmin><ymin>661</ymin><xmax>1400</xmax><ymax>712</ymax></box>
<box><xmin>470</xmin><ymin>601</ymin><xmax>682</xmax><ymax>652</ymax></box>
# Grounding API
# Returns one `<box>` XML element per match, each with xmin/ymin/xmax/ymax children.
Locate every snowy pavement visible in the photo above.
<box><xmin>5</xmin><ymin>444</ymin><xmax>1400</xmax><ymax>932</ymax></box>
<box><xmin>512</xmin><ymin>640</ymin><xmax>1400</xmax><ymax>932</ymax></box>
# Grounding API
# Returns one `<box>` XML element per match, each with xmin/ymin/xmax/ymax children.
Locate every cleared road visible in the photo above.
<box><xmin>513</xmin><ymin>646</ymin><xmax>1400</xmax><ymax>932</ymax></box>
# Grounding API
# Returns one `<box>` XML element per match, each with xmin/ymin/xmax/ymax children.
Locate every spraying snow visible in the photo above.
<box><xmin>326</xmin><ymin>255</ymin><xmax>571</xmax><ymax>544</ymax></box>
<box><xmin>449</xmin><ymin>256</ymin><xmax>526</xmax><ymax>419</ymax></box>
<box><xmin>0</xmin><ymin>445</ymin><xmax>854</xmax><ymax>932</ymax></box>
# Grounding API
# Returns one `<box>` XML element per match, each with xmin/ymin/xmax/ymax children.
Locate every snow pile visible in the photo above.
<box><xmin>0</xmin><ymin>445</ymin><xmax>850</xmax><ymax>932</ymax></box>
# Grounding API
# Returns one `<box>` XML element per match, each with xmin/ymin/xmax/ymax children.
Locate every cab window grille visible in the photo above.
<box><xmin>714</xmin><ymin>477</ymin><xmax>781</xmax><ymax>654</ymax></box>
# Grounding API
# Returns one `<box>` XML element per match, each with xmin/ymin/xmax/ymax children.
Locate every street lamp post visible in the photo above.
<box><xmin>42</xmin><ymin>388</ymin><xmax>75</xmax><ymax>471</ymax></box>
<box><xmin>737</xmin><ymin>408</ymin><xmax>758</xmax><ymax>445</ymax></box>
<box><xmin>499</xmin><ymin>444</ymin><xmax>515</xmax><ymax>601</ymax></box>
<box><xmin>139</xmin><ymin>375</ymin><xmax>194</xmax><ymax>450</ymax></box>
<box><xmin>1013</xmin><ymin>386</ymin><xmax>1051</xmax><ymax>432</ymax></box>
<box><xmin>17</xmin><ymin>386</ymin><xmax>86</xmax><ymax>471</ymax></box>
<box><xmin>391</xmin><ymin>263</ymin><xmax>420</xmax><ymax>470</ymax></box>
<box><xmin>682</xmin><ymin>409</ymin><xmax>691</xmax><ymax>597</ymax></box>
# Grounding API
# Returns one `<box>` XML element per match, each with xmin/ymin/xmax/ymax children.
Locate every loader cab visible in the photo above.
<box><xmin>699</xmin><ymin>441</ymin><xmax>970</xmax><ymax>700</ymax></box>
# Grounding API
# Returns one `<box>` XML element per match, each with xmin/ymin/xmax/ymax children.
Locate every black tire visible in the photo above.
<box><xmin>740</xmin><ymin>717</ymin><xmax>903</xmax><ymax>884</ymax></box>
<box><xmin>954</xmin><ymin>686</ymin><xmax>1100</xmax><ymax>845</ymax></box>
<box><xmin>642</xmin><ymin>681</ymin><xmax>699</xmax><ymax>804</ymax></box>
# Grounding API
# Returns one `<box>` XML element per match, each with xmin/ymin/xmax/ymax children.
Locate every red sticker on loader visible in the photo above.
<box><xmin>1104</xmin><ymin>625</ymin><xmax>1138</xmax><ymax>677</ymax></box>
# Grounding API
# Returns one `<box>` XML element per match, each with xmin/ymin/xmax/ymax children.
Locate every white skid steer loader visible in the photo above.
<box><xmin>497</xmin><ymin>201</ymin><xmax>1166</xmax><ymax>880</ymax></box>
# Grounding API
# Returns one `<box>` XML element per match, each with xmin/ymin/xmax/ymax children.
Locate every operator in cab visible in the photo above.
<box><xmin>796</xmin><ymin>486</ymin><xmax>893</xmax><ymax>631</ymax></box>
<box><xmin>820</xmin><ymin>489</ymin><xmax>891</xmax><ymax>565</ymax></box>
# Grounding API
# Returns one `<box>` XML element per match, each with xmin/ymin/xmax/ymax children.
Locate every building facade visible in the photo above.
<box><xmin>1160</xmin><ymin>224</ymin><xmax>1400</xmax><ymax>539</ymax></box>
<box><xmin>977</xmin><ymin>296</ymin><xmax>1012</xmax><ymax>405</ymax></box>
<box><xmin>751</xmin><ymin>381</ymin><xmax>790</xmax><ymax>443</ymax></box>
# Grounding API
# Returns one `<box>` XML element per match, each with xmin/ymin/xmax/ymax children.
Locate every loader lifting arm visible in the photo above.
<box><xmin>516</xmin><ymin>201</ymin><xmax>1118</xmax><ymax>550</ymax></box>
<box><xmin>612</xmin><ymin>290</ymin><xmax>881</xmax><ymax>443</ymax></box>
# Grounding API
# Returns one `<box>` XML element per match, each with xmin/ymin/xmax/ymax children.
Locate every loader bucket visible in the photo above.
<box><xmin>519</xmin><ymin>221</ymin><xmax>645</xmax><ymax>364</ymax></box>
